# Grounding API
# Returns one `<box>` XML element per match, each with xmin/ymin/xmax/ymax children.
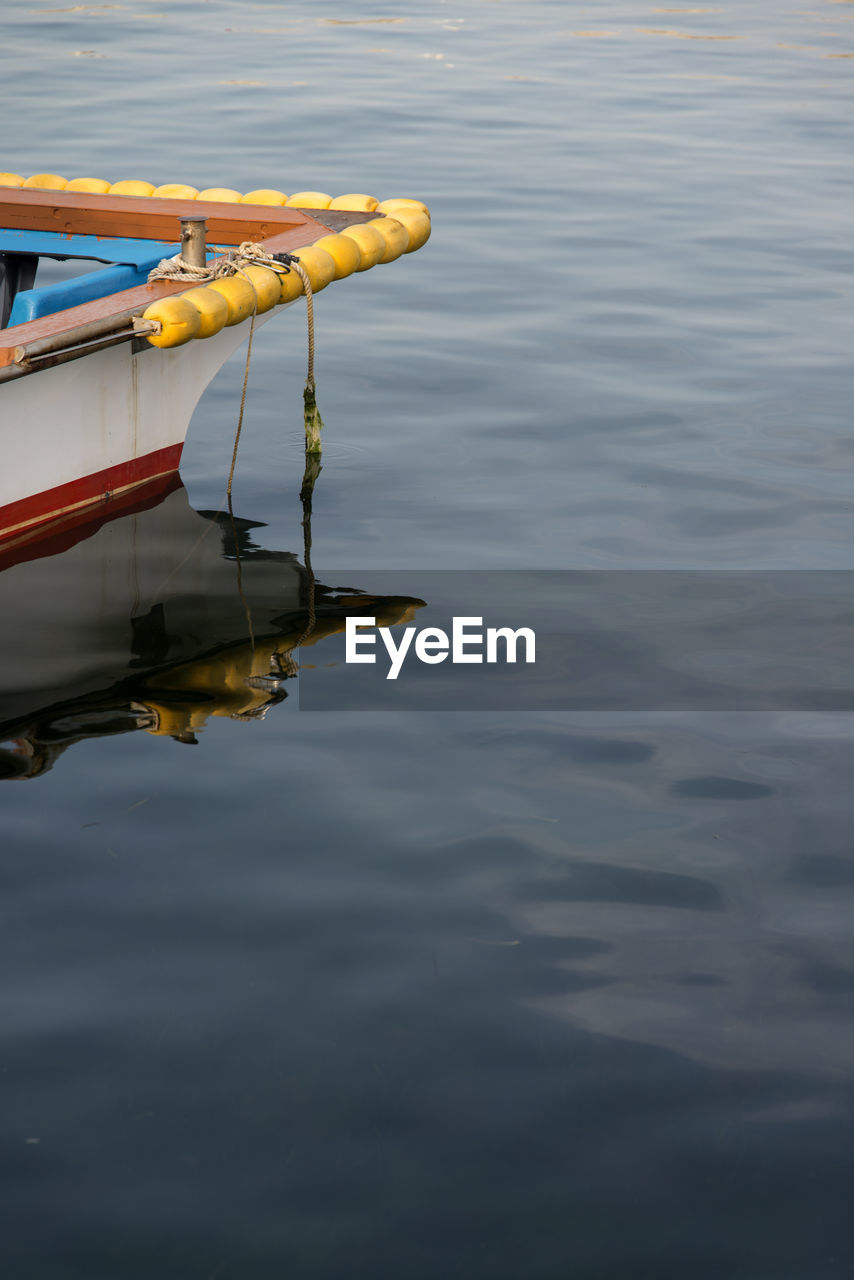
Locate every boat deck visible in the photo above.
<box><xmin>0</xmin><ymin>188</ymin><xmax>374</xmax><ymax>372</ymax></box>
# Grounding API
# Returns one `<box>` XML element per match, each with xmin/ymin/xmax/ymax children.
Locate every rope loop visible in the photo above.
<box><xmin>147</xmin><ymin>242</ymin><xmax>300</xmax><ymax>285</ymax></box>
<box><xmin>147</xmin><ymin>241</ymin><xmax>315</xmax><ymax>391</ymax></box>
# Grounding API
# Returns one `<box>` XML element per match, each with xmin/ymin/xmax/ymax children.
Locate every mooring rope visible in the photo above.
<box><xmin>226</xmin><ymin>308</ymin><xmax>258</xmax><ymax>499</ymax></box>
<box><xmin>148</xmin><ymin>242</ymin><xmax>321</xmax><ymax>676</ymax></box>
<box><xmin>148</xmin><ymin>241</ymin><xmax>318</xmax><ymax>492</ymax></box>
<box><xmin>146</xmin><ymin>256</ymin><xmax>214</xmax><ymax>284</ymax></box>
<box><xmin>147</xmin><ymin>241</ymin><xmax>315</xmax><ymax>387</ymax></box>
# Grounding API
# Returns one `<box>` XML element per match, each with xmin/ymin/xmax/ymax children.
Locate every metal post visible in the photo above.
<box><xmin>180</xmin><ymin>216</ymin><xmax>207</xmax><ymax>268</ymax></box>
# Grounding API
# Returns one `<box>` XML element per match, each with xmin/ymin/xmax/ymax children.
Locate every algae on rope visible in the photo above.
<box><xmin>303</xmin><ymin>386</ymin><xmax>324</xmax><ymax>455</ymax></box>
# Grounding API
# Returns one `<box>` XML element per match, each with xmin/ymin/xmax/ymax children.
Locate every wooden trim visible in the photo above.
<box><xmin>0</xmin><ymin>187</ymin><xmax>321</xmax><ymax>243</ymax></box>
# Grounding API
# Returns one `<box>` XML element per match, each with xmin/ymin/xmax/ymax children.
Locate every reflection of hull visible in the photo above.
<box><xmin>0</xmin><ymin>480</ymin><xmax>307</xmax><ymax>731</ymax></box>
<box><xmin>0</xmin><ymin>482</ymin><xmax>423</xmax><ymax>778</ymax></box>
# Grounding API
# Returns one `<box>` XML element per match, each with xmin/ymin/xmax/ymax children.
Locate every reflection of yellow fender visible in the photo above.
<box><xmin>135</xmin><ymin>594</ymin><xmax>426</xmax><ymax>739</ymax></box>
<box><xmin>144</xmin><ymin>702</ymin><xmax>211</xmax><ymax>739</ymax></box>
<box><xmin>142</xmin><ymin>639</ymin><xmax>288</xmax><ymax>737</ymax></box>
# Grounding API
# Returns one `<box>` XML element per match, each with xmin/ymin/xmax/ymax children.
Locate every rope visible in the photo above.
<box><xmin>147</xmin><ymin>242</ymin><xmax>289</xmax><ymax>284</ymax></box>
<box><xmin>148</xmin><ymin>240</ymin><xmax>315</xmax><ymax>390</ymax></box>
<box><xmin>148</xmin><ymin>243</ymin><xmax>319</xmax><ymax>524</ymax></box>
<box><xmin>146</xmin><ymin>256</ymin><xmax>214</xmax><ymax>284</ymax></box>
<box><xmin>226</xmin><ymin>308</ymin><xmax>258</xmax><ymax>499</ymax></box>
<box><xmin>289</xmin><ymin>260</ymin><xmax>315</xmax><ymax>391</ymax></box>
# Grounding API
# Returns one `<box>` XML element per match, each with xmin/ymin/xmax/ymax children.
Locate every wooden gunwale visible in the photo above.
<box><xmin>0</xmin><ymin>187</ymin><xmax>324</xmax><ymax>243</ymax></box>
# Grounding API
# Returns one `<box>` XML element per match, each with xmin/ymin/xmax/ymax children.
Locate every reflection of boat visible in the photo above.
<box><xmin>0</xmin><ymin>173</ymin><xmax>430</xmax><ymax>544</ymax></box>
<box><xmin>0</xmin><ymin>479</ymin><xmax>424</xmax><ymax>779</ymax></box>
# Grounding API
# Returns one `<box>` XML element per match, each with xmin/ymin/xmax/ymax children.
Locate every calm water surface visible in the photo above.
<box><xmin>3</xmin><ymin>2</ymin><xmax>854</xmax><ymax>1276</ymax></box>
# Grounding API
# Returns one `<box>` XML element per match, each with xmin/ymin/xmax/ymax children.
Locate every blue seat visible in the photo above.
<box><xmin>0</xmin><ymin>227</ymin><xmax>184</xmax><ymax>327</ymax></box>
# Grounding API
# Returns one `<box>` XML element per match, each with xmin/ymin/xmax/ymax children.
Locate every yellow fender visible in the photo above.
<box><xmin>339</xmin><ymin>223</ymin><xmax>386</xmax><ymax>271</ymax></box>
<box><xmin>22</xmin><ymin>173</ymin><xmax>68</xmax><ymax>190</ymax></box>
<box><xmin>151</xmin><ymin>183</ymin><xmax>200</xmax><ymax>200</ymax></box>
<box><xmin>286</xmin><ymin>191</ymin><xmax>332</xmax><ymax>208</ymax></box>
<box><xmin>386</xmin><ymin>206</ymin><xmax>431</xmax><ymax>253</ymax></box>
<box><xmin>196</xmin><ymin>187</ymin><xmax>242</xmax><ymax>203</ymax></box>
<box><xmin>177</xmin><ymin>287</ymin><xmax>229</xmax><ymax>338</ymax></box>
<box><xmin>329</xmin><ymin>193</ymin><xmax>379</xmax><ymax>213</ymax></box>
<box><xmin>277</xmin><ymin>267</ymin><xmax>305</xmax><ymax>304</ymax></box>
<box><xmin>240</xmin><ymin>264</ymin><xmax>283</xmax><ymax>313</ymax></box>
<box><xmin>311</xmin><ymin>233</ymin><xmax>362</xmax><ymax>279</ymax></box>
<box><xmin>368</xmin><ymin>216</ymin><xmax>409</xmax><ymax>264</ymax></box>
<box><xmin>291</xmin><ymin>245</ymin><xmax>337</xmax><ymax>293</ymax></box>
<box><xmin>109</xmin><ymin>179</ymin><xmax>156</xmax><ymax>196</ymax></box>
<box><xmin>376</xmin><ymin>197</ymin><xmax>431</xmax><ymax>219</ymax></box>
<box><xmin>142</xmin><ymin>296</ymin><xmax>201</xmax><ymax>348</ymax></box>
<box><xmin>126</xmin><ymin>185</ymin><xmax>431</xmax><ymax>347</ymax></box>
<box><xmin>207</xmin><ymin>275</ymin><xmax>258</xmax><ymax>325</ymax></box>
<box><xmin>240</xmin><ymin>189</ymin><xmax>289</xmax><ymax>205</ymax></box>
<box><xmin>65</xmin><ymin>177</ymin><xmax>112</xmax><ymax>194</ymax></box>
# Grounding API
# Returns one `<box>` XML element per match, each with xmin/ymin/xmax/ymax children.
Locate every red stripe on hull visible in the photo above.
<box><xmin>0</xmin><ymin>443</ymin><xmax>184</xmax><ymax>546</ymax></box>
<box><xmin>0</xmin><ymin>472</ymin><xmax>185</xmax><ymax>572</ymax></box>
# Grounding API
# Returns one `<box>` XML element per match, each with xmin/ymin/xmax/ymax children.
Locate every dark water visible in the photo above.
<box><xmin>3</xmin><ymin>2</ymin><xmax>854</xmax><ymax>1275</ymax></box>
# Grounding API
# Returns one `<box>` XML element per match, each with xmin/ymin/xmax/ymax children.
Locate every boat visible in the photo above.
<box><xmin>0</xmin><ymin>172</ymin><xmax>431</xmax><ymax>548</ymax></box>
<box><xmin>0</xmin><ymin>474</ymin><xmax>425</xmax><ymax>780</ymax></box>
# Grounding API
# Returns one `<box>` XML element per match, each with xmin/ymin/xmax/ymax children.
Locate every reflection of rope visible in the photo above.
<box><xmin>293</xmin><ymin>452</ymin><xmax>321</xmax><ymax>652</ymax></box>
<box><xmin>150</xmin><ymin>245</ymin><xmax>321</xmax><ymax>675</ymax></box>
<box><xmin>227</xmin><ymin>491</ymin><xmax>255</xmax><ymax>655</ymax></box>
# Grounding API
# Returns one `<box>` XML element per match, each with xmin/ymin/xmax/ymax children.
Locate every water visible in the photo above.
<box><xmin>3</xmin><ymin>2</ymin><xmax>854</xmax><ymax>1275</ymax></box>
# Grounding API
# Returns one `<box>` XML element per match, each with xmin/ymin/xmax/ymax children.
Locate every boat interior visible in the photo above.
<box><xmin>0</xmin><ymin>227</ymin><xmax>181</xmax><ymax>329</ymax></box>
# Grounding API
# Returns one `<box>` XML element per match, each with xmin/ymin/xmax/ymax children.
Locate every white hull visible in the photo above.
<box><xmin>0</xmin><ymin>308</ymin><xmax>281</xmax><ymax>541</ymax></box>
